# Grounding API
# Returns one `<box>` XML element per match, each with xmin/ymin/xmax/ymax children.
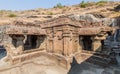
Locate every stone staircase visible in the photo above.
<box><xmin>75</xmin><ymin>51</ymin><xmax>112</xmax><ymax>67</ymax></box>
<box><xmin>86</xmin><ymin>54</ymin><xmax>111</xmax><ymax>67</ymax></box>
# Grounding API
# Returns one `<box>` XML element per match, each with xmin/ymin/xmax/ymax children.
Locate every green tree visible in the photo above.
<box><xmin>54</xmin><ymin>3</ymin><xmax>64</xmax><ymax>8</ymax></box>
<box><xmin>79</xmin><ymin>1</ymin><xmax>88</xmax><ymax>8</ymax></box>
<box><xmin>8</xmin><ymin>13</ymin><xmax>17</xmax><ymax>17</ymax></box>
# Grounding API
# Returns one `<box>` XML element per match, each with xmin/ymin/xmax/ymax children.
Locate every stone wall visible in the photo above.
<box><xmin>46</xmin><ymin>25</ymin><xmax>80</xmax><ymax>56</ymax></box>
<box><xmin>0</xmin><ymin>25</ymin><xmax>11</xmax><ymax>45</ymax></box>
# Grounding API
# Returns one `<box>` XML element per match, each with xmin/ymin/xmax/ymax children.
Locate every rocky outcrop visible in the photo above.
<box><xmin>114</xmin><ymin>5</ymin><xmax>120</xmax><ymax>12</ymax></box>
<box><xmin>69</xmin><ymin>14</ymin><xmax>113</xmax><ymax>26</ymax></box>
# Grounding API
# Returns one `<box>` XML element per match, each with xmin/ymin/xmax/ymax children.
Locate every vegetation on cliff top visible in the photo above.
<box><xmin>0</xmin><ymin>1</ymin><xmax>119</xmax><ymax>18</ymax></box>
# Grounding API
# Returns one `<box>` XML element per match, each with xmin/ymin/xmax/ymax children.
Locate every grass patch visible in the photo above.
<box><xmin>0</xmin><ymin>10</ymin><xmax>4</xmax><ymax>14</ymax></box>
<box><xmin>8</xmin><ymin>13</ymin><xmax>17</xmax><ymax>17</ymax></box>
<box><xmin>79</xmin><ymin>1</ymin><xmax>90</xmax><ymax>8</ymax></box>
<box><xmin>47</xmin><ymin>12</ymin><xmax>53</xmax><ymax>15</ymax></box>
<box><xmin>112</xmin><ymin>12</ymin><xmax>120</xmax><ymax>16</ymax></box>
<box><xmin>96</xmin><ymin>0</ymin><xmax>107</xmax><ymax>6</ymax></box>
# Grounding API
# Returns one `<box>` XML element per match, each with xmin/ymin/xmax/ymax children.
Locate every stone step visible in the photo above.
<box><xmin>86</xmin><ymin>55</ymin><xmax>111</xmax><ymax>67</ymax></box>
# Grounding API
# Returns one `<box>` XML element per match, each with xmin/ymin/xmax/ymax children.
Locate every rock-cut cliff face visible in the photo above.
<box><xmin>0</xmin><ymin>2</ymin><xmax>119</xmax><ymax>73</ymax></box>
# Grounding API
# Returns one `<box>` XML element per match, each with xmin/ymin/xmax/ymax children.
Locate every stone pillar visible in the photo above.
<box><xmin>36</xmin><ymin>36</ymin><xmax>46</xmax><ymax>49</ymax></box>
<box><xmin>36</xmin><ymin>36</ymin><xmax>41</xmax><ymax>48</ymax></box>
<box><xmin>16</xmin><ymin>35</ymin><xmax>25</xmax><ymax>54</ymax></box>
<box><xmin>36</xmin><ymin>36</ymin><xmax>42</xmax><ymax>48</ymax></box>
<box><xmin>63</xmin><ymin>26</ymin><xmax>70</xmax><ymax>56</ymax></box>
<box><xmin>79</xmin><ymin>36</ymin><xmax>83</xmax><ymax>51</ymax></box>
<box><xmin>68</xmin><ymin>31</ymin><xmax>73</xmax><ymax>55</ymax></box>
<box><xmin>4</xmin><ymin>35</ymin><xmax>25</xmax><ymax>62</ymax></box>
<box><xmin>4</xmin><ymin>35</ymin><xmax>14</xmax><ymax>61</ymax></box>
<box><xmin>46</xmin><ymin>28</ymin><xmax>54</xmax><ymax>53</ymax></box>
<box><xmin>63</xmin><ymin>36</ymin><xmax>69</xmax><ymax>56</ymax></box>
<box><xmin>91</xmin><ymin>37</ymin><xmax>102</xmax><ymax>52</ymax></box>
<box><xmin>72</xmin><ymin>35</ymin><xmax>79</xmax><ymax>53</ymax></box>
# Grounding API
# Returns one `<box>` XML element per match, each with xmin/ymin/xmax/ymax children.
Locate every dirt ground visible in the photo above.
<box><xmin>0</xmin><ymin>56</ymin><xmax>67</xmax><ymax>74</ymax></box>
<box><xmin>0</xmin><ymin>55</ymin><xmax>120</xmax><ymax>74</ymax></box>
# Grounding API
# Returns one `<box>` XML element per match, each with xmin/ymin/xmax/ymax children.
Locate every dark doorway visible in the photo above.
<box><xmin>31</xmin><ymin>35</ymin><xmax>37</xmax><ymax>48</ymax></box>
<box><xmin>101</xmin><ymin>40</ymin><xmax>104</xmax><ymax>51</ymax></box>
<box><xmin>24</xmin><ymin>35</ymin><xmax>46</xmax><ymax>50</ymax></box>
<box><xmin>82</xmin><ymin>36</ymin><xmax>92</xmax><ymax>51</ymax></box>
<box><xmin>24</xmin><ymin>35</ymin><xmax>37</xmax><ymax>50</ymax></box>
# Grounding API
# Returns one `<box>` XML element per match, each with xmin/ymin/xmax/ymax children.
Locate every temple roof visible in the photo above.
<box><xmin>5</xmin><ymin>21</ymin><xmax>46</xmax><ymax>35</ymax></box>
<box><xmin>5</xmin><ymin>26</ymin><xmax>46</xmax><ymax>35</ymax></box>
<box><xmin>41</xmin><ymin>16</ymin><xmax>82</xmax><ymax>28</ymax></box>
<box><xmin>79</xmin><ymin>27</ymin><xmax>112</xmax><ymax>35</ymax></box>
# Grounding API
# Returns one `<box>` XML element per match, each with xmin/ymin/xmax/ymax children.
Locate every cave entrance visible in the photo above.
<box><xmin>24</xmin><ymin>35</ymin><xmax>37</xmax><ymax>50</ymax></box>
<box><xmin>31</xmin><ymin>35</ymin><xmax>37</xmax><ymax>48</ymax></box>
<box><xmin>24</xmin><ymin>35</ymin><xmax>46</xmax><ymax>50</ymax></box>
<box><xmin>82</xmin><ymin>36</ymin><xmax>93</xmax><ymax>51</ymax></box>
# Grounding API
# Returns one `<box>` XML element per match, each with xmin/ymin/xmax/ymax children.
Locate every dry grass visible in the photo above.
<box><xmin>8</xmin><ymin>13</ymin><xmax>17</xmax><ymax>17</ymax></box>
<box><xmin>0</xmin><ymin>2</ymin><xmax>119</xmax><ymax>19</ymax></box>
<box><xmin>96</xmin><ymin>1</ymin><xmax>107</xmax><ymax>6</ymax></box>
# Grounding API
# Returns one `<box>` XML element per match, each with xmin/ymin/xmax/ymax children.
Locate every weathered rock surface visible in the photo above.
<box><xmin>114</xmin><ymin>5</ymin><xmax>120</xmax><ymax>12</ymax></box>
<box><xmin>0</xmin><ymin>55</ymin><xmax>67</xmax><ymax>74</ymax></box>
<box><xmin>69</xmin><ymin>14</ymin><xmax>113</xmax><ymax>26</ymax></box>
<box><xmin>0</xmin><ymin>54</ymin><xmax>119</xmax><ymax>74</ymax></box>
